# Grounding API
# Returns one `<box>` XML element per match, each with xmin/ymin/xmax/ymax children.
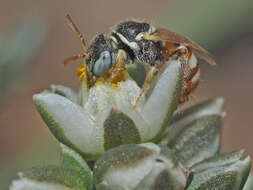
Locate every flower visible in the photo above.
<box><xmin>33</xmin><ymin>60</ymin><xmax>182</xmax><ymax>160</ymax></box>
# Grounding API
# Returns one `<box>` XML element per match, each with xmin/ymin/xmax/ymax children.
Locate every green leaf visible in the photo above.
<box><xmin>10</xmin><ymin>166</ymin><xmax>89</xmax><ymax>190</ymax></box>
<box><xmin>187</xmin><ymin>155</ymin><xmax>251</xmax><ymax>190</ymax></box>
<box><xmin>60</xmin><ymin>144</ymin><xmax>93</xmax><ymax>190</ymax></box>
<box><xmin>167</xmin><ymin>115</ymin><xmax>223</xmax><ymax>168</ymax></box>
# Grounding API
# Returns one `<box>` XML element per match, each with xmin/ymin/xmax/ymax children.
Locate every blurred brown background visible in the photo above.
<box><xmin>0</xmin><ymin>0</ymin><xmax>253</xmax><ymax>189</ymax></box>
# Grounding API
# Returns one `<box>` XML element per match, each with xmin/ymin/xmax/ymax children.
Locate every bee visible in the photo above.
<box><xmin>64</xmin><ymin>15</ymin><xmax>215</xmax><ymax>107</ymax></box>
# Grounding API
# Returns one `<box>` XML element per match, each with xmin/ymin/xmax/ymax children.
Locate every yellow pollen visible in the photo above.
<box><xmin>76</xmin><ymin>65</ymin><xmax>87</xmax><ymax>81</ymax></box>
<box><xmin>95</xmin><ymin>81</ymin><xmax>104</xmax><ymax>86</ymax></box>
<box><xmin>95</xmin><ymin>80</ymin><xmax>119</xmax><ymax>88</ymax></box>
<box><xmin>110</xmin><ymin>83</ymin><xmax>119</xmax><ymax>88</ymax></box>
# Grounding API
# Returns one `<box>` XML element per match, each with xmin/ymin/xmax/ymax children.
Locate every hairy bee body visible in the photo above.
<box><xmin>65</xmin><ymin>16</ymin><xmax>215</xmax><ymax>106</ymax></box>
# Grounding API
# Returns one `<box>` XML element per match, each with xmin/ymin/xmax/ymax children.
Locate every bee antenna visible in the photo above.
<box><xmin>66</xmin><ymin>14</ymin><xmax>88</xmax><ymax>54</ymax></box>
<box><xmin>63</xmin><ymin>54</ymin><xmax>88</xmax><ymax>67</ymax></box>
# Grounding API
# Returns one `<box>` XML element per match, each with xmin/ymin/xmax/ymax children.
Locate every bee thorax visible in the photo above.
<box><xmin>136</xmin><ymin>40</ymin><xmax>163</xmax><ymax>63</ymax></box>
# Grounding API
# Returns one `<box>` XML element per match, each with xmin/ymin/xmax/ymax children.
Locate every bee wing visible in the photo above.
<box><xmin>156</xmin><ymin>28</ymin><xmax>216</xmax><ymax>65</ymax></box>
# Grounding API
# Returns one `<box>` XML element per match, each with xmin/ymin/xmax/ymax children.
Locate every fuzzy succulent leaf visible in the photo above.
<box><xmin>93</xmin><ymin>143</ymin><xmax>160</xmax><ymax>190</ymax></box>
<box><xmin>191</xmin><ymin>150</ymin><xmax>245</xmax><ymax>173</ymax></box>
<box><xmin>93</xmin><ymin>143</ymin><xmax>191</xmax><ymax>190</ymax></box>
<box><xmin>9</xmin><ymin>166</ymin><xmax>89</xmax><ymax>190</ymax></box>
<box><xmin>103</xmin><ymin>109</ymin><xmax>141</xmax><ymax>150</ymax></box>
<box><xmin>167</xmin><ymin>114</ymin><xmax>223</xmax><ymax>168</ymax></box>
<box><xmin>159</xmin><ymin>97</ymin><xmax>225</xmax><ymax>144</ymax></box>
<box><xmin>244</xmin><ymin>175</ymin><xmax>253</xmax><ymax>190</ymax></box>
<box><xmin>60</xmin><ymin>144</ymin><xmax>93</xmax><ymax>190</ymax></box>
<box><xmin>51</xmin><ymin>85</ymin><xmax>78</xmax><ymax>104</ymax></box>
<box><xmin>187</xmin><ymin>152</ymin><xmax>251</xmax><ymax>190</ymax></box>
<box><xmin>9</xmin><ymin>145</ymin><xmax>93</xmax><ymax>190</ymax></box>
<box><xmin>77</xmin><ymin>80</ymin><xmax>89</xmax><ymax>106</ymax></box>
<box><xmin>159</xmin><ymin>98</ymin><xmax>225</xmax><ymax>167</ymax></box>
<box><xmin>134</xmin><ymin>147</ymin><xmax>192</xmax><ymax>190</ymax></box>
<box><xmin>170</xmin><ymin>98</ymin><xmax>225</xmax><ymax>125</ymax></box>
<box><xmin>33</xmin><ymin>91</ymin><xmax>100</xmax><ymax>160</ymax></box>
<box><xmin>140</xmin><ymin>60</ymin><xmax>182</xmax><ymax>142</ymax></box>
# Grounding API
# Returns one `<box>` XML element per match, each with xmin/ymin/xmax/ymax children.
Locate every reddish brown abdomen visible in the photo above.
<box><xmin>162</xmin><ymin>42</ymin><xmax>200</xmax><ymax>103</ymax></box>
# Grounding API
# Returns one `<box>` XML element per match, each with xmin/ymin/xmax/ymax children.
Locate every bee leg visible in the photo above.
<box><xmin>179</xmin><ymin>66</ymin><xmax>200</xmax><ymax>103</ymax></box>
<box><xmin>176</xmin><ymin>46</ymin><xmax>200</xmax><ymax>104</ymax></box>
<box><xmin>179</xmin><ymin>80</ymin><xmax>199</xmax><ymax>103</ymax></box>
<box><xmin>133</xmin><ymin>66</ymin><xmax>158</xmax><ymax>108</ymax></box>
<box><xmin>108</xmin><ymin>50</ymin><xmax>129</xmax><ymax>85</ymax></box>
<box><xmin>176</xmin><ymin>46</ymin><xmax>192</xmax><ymax>79</ymax></box>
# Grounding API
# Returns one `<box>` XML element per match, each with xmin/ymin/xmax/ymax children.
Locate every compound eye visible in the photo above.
<box><xmin>93</xmin><ymin>50</ymin><xmax>112</xmax><ymax>76</ymax></box>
